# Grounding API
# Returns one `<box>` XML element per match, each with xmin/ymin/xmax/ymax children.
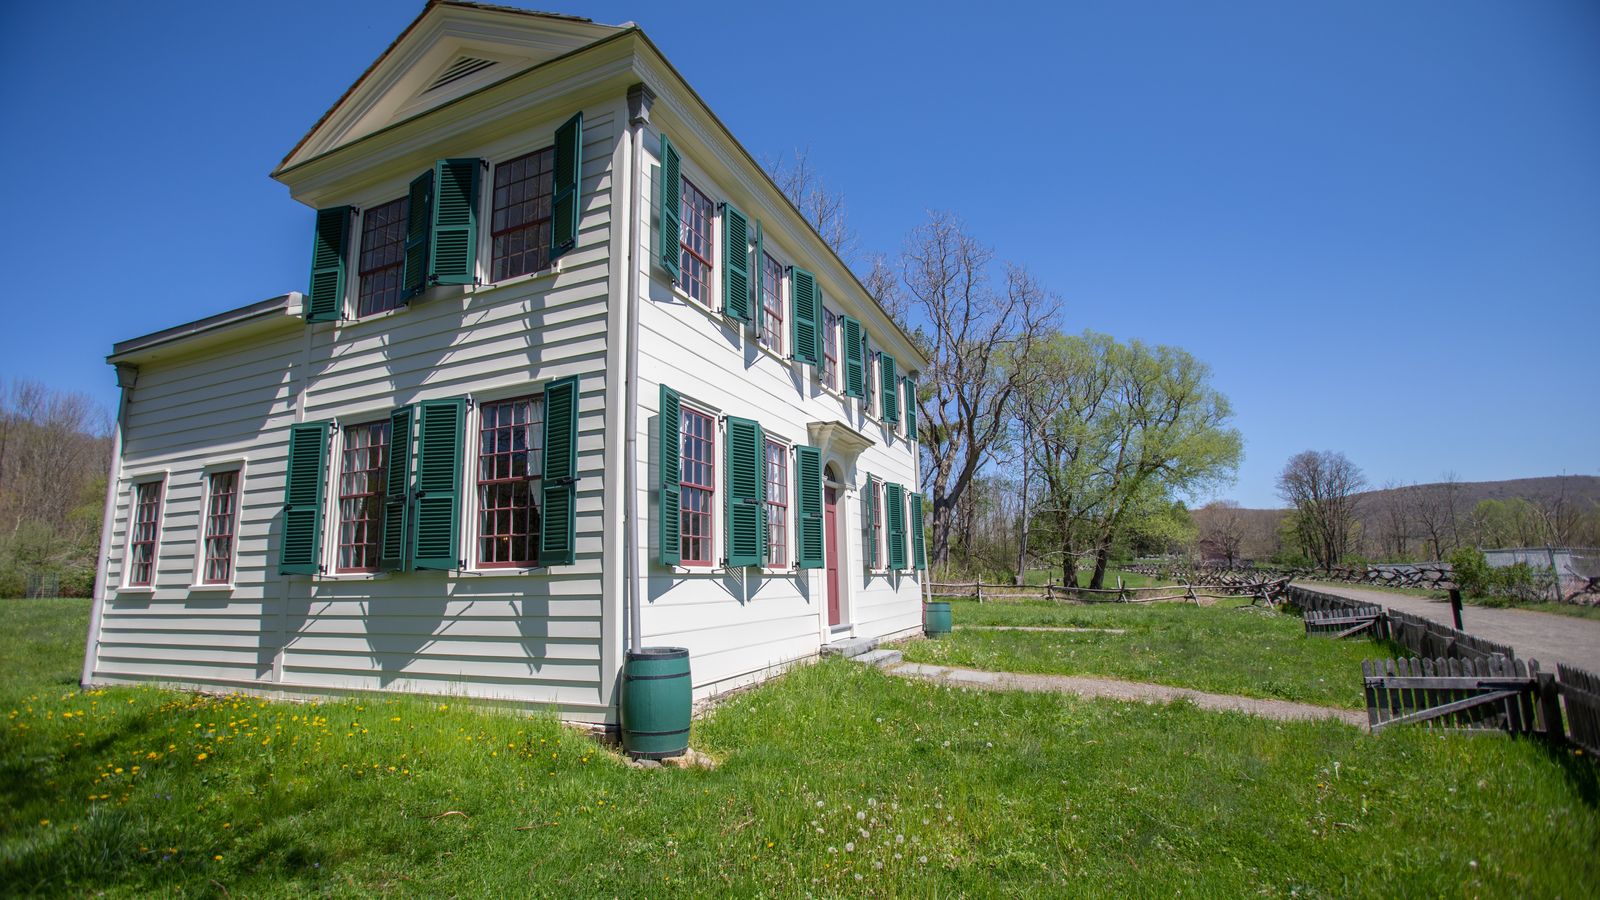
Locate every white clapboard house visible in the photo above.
<box><xmin>84</xmin><ymin>1</ymin><xmax>929</xmax><ymax>726</ymax></box>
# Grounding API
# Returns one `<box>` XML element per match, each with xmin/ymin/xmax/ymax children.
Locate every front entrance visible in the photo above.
<box><xmin>824</xmin><ymin>484</ymin><xmax>841</xmax><ymax>626</ymax></box>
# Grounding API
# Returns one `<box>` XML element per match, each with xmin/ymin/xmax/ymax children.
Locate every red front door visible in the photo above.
<box><xmin>824</xmin><ymin>485</ymin><xmax>841</xmax><ymax>626</ymax></box>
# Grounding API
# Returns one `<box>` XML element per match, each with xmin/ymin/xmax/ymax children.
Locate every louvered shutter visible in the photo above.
<box><xmin>379</xmin><ymin>406</ymin><xmax>414</xmax><ymax>571</ymax></box>
<box><xmin>540</xmin><ymin>376</ymin><xmax>580</xmax><ymax>565</ymax></box>
<box><xmin>790</xmin><ymin>267</ymin><xmax>820</xmax><ymax>366</ymax></box>
<box><xmin>402</xmin><ymin>170</ymin><xmax>433</xmax><ymax>299</ymax></box>
<box><xmin>911</xmin><ymin>492</ymin><xmax>927</xmax><ymax>569</ymax></box>
<box><xmin>724</xmin><ymin>417</ymin><xmax>764</xmax><ymax>567</ymax></box>
<box><xmin>412</xmin><ymin>398</ymin><xmax>464</xmax><ymax>570</ymax></box>
<box><xmin>306</xmin><ymin>207</ymin><xmax>351</xmax><ymax>322</ymax></box>
<box><xmin>886</xmin><ymin>482</ymin><xmax>907</xmax><ymax>570</ymax></box>
<box><xmin>279</xmin><ymin>422</ymin><xmax>329</xmax><ymax>575</ymax></box>
<box><xmin>658</xmin><ymin>384</ymin><xmax>681</xmax><ymax>566</ymax></box>
<box><xmin>880</xmin><ymin>353</ymin><xmax>900</xmax><ymax>423</ymax></box>
<box><xmin>842</xmin><ymin>316</ymin><xmax>865</xmax><ymax>397</ymax></box>
<box><xmin>550</xmin><ymin>112</ymin><xmax>583</xmax><ymax>262</ymax></box>
<box><xmin>751</xmin><ymin>220</ymin><xmax>765</xmax><ymax>337</ymax></box>
<box><xmin>904</xmin><ymin>376</ymin><xmax>919</xmax><ymax>439</ymax></box>
<box><xmin>795</xmin><ymin>446</ymin><xmax>824</xmax><ymax>569</ymax></box>
<box><xmin>721</xmin><ymin>204</ymin><xmax>752</xmax><ymax>322</ymax></box>
<box><xmin>430</xmin><ymin>158</ymin><xmax>481</xmax><ymax>285</ymax></box>
<box><xmin>658</xmin><ymin>135</ymin><xmax>681</xmax><ymax>279</ymax></box>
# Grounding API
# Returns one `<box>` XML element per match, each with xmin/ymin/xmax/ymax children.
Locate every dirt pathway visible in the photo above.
<box><xmin>887</xmin><ymin>661</ymin><xmax>1367</xmax><ymax>727</ymax></box>
<box><xmin>1302</xmin><ymin>582</ymin><xmax>1600</xmax><ymax>672</ymax></box>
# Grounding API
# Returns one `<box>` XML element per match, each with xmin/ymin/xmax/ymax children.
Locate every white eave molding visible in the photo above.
<box><xmin>808</xmin><ymin>420</ymin><xmax>875</xmax><ymax>463</ymax></box>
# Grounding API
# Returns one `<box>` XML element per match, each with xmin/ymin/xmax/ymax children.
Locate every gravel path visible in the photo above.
<box><xmin>888</xmin><ymin>662</ymin><xmax>1366</xmax><ymax>727</ymax></box>
<box><xmin>1303</xmin><ymin>582</ymin><xmax>1600</xmax><ymax>672</ymax></box>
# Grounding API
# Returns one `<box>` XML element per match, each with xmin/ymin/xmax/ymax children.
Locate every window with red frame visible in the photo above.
<box><xmin>477</xmin><ymin>395</ymin><xmax>545</xmax><ymax>567</ymax></box>
<box><xmin>678</xmin><ymin>405</ymin><xmax>714</xmax><ymax>566</ymax></box>
<box><xmin>357</xmin><ymin>197</ymin><xmax>409</xmax><ymax>317</ymax></box>
<box><xmin>871</xmin><ymin>477</ymin><xmax>885</xmax><ymax>570</ymax></box>
<box><xmin>491</xmin><ymin>147</ymin><xmax>555</xmax><ymax>282</ymax></box>
<box><xmin>865</xmin><ymin>342</ymin><xmax>879</xmax><ymax>416</ymax></box>
<box><xmin>677</xmin><ymin>178</ymin><xmax>714</xmax><ymax>303</ymax></box>
<box><xmin>821</xmin><ymin>307</ymin><xmax>838</xmax><ymax>389</ymax></box>
<box><xmin>764</xmin><ymin>439</ymin><xmax>787</xmax><ymax>567</ymax></box>
<box><xmin>126</xmin><ymin>480</ymin><xmax>164</xmax><ymax>587</ymax></box>
<box><xmin>759</xmin><ymin>253</ymin><xmax>783</xmax><ymax>352</ymax></box>
<box><xmin>202</xmin><ymin>470</ymin><xmax>240</xmax><ymax>584</ymax></box>
<box><xmin>337</xmin><ymin>421</ymin><xmax>389</xmax><ymax>572</ymax></box>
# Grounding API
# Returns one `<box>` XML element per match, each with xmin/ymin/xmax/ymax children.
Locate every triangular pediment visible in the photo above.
<box><xmin>277</xmin><ymin>1</ymin><xmax>620</xmax><ymax>173</ymax></box>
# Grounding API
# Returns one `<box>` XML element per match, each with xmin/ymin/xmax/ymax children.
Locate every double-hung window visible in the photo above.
<box><xmin>870</xmin><ymin>477</ymin><xmax>885</xmax><ymax>570</ymax></box>
<box><xmin>864</xmin><ymin>342</ymin><xmax>879</xmax><ymax>416</ymax></box>
<box><xmin>476</xmin><ymin>395</ymin><xmax>544</xmax><ymax>567</ymax></box>
<box><xmin>126</xmin><ymin>480</ymin><xmax>164</xmax><ymax>587</ymax></box>
<box><xmin>678</xmin><ymin>405</ymin><xmax>715</xmax><ymax>566</ymax></box>
<box><xmin>491</xmin><ymin>147</ymin><xmax>555</xmax><ymax>281</ymax></box>
<box><xmin>337</xmin><ymin>421</ymin><xmax>389</xmax><ymax>572</ymax></box>
<box><xmin>678</xmin><ymin>178</ymin><xmax>714</xmax><ymax>303</ymax></box>
<box><xmin>821</xmin><ymin>308</ymin><xmax>838</xmax><ymax>390</ymax></box>
<box><xmin>356</xmin><ymin>197</ymin><xmax>408</xmax><ymax>317</ymax></box>
<box><xmin>759</xmin><ymin>253</ymin><xmax>784</xmax><ymax>352</ymax></box>
<box><xmin>201</xmin><ymin>470</ymin><xmax>240</xmax><ymax>585</ymax></box>
<box><xmin>764</xmin><ymin>439</ymin><xmax>788</xmax><ymax>567</ymax></box>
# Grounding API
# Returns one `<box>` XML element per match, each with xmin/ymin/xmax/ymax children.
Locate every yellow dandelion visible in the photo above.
<box><xmin>214</xmin><ymin>855</ymin><xmax>223</xmax><ymax>862</ymax></box>
<box><xmin>196</xmin><ymin>753</ymin><xmax>208</xmax><ymax>761</ymax></box>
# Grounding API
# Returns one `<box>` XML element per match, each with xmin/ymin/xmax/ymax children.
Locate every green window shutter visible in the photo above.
<box><xmin>886</xmin><ymin>482</ymin><xmax>907</xmax><ymax>570</ymax></box>
<box><xmin>724</xmin><ymin>416</ymin><xmax>764</xmax><ymax>567</ymax></box>
<box><xmin>430</xmin><ymin>158</ymin><xmax>481</xmax><ymax>285</ymax></box>
<box><xmin>880</xmin><ymin>353</ymin><xmax>900</xmax><ymax>423</ymax></box>
<box><xmin>862</xmin><ymin>475</ymin><xmax>879</xmax><ymax>570</ymax></box>
<box><xmin>911</xmin><ymin>492</ymin><xmax>927</xmax><ymax>570</ymax></box>
<box><xmin>279</xmin><ymin>421</ymin><xmax>329</xmax><ymax>575</ymax></box>
<box><xmin>721</xmin><ymin>203</ymin><xmax>752</xmax><ymax>322</ymax></box>
<box><xmin>402</xmin><ymin>170</ymin><xmax>434</xmax><ymax>299</ymax></box>
<box><xmin>790</xmin><ymin>267</ymin><xmax>820</xmax><ymax>366</ymax></box>
<box><xmin>795</xmin><ymin>446</ymin><xmax>824</xmax><ymax>569</ymax></box>
<box><xmin>540</xmin><ymin>376</ymin><xmax>581</xmax><ymax>566</ymax></box>
<box><xmin>550</xmin><ymin>112</ymin><xmax>583</xmax><ymax>263</ymax></box>
<box><xmin>658</xmin><ymin>384</ymin><xmax>681</xmax><ymax>567</ymax></box>
<box><xmin>842</xmin><ymin>316</ymin><xmax>865</xmax><ymax>397</ymax></box>
<box><xmin>751</xmin><ymin>220</ymin><xmax>765</xmax><ymax>337</ymax></box>
<box><xmin>657</xmin><ymin>135</ymin><xmax>681</xmax><ymax>279</ymax></box>
<box><xmin>380</xmin><ymin>406</ymin><xmax>414</xmax><ymax>571</ymax></box>
<box><xmin>412</xmin><ymin>398</ymin><xmax>465</xmax><ymax>570</ymax></box>
<box><xmin>904</xmin><ymin>376</ymin><xmax>919</xmax><ymax>439</ymax></box>
<box><xmin>306</xmin><ymin>207</ymin><xmax>351</xmax><ymax>322</ymax></box>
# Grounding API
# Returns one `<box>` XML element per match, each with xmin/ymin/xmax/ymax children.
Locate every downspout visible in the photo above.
<box><xmin>82</xmin><ymin>362</ymin><xmax>137</xmax><ymax>688</ymax></box>
<box><xmin>623</xmin><ymin>83</ymin><xmax>655</xmax><ymax>654</ymax></box>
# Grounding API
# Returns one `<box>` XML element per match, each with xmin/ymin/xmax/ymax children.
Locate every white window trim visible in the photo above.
<box><xmin>120</xmin><ymin>471</ymin><xmax>169</xmax><ymax>591</ymax></box>
<box><xmin>322</xmin><ymin>413</ymin><xmax>394</xmax><ymax>578</ymax></box>
<box><xmin>188</xmin><ymin>460</ymin><xmax>247</xmax><ymax>592</ymax></box>
<box><xmin>759</xmin><ymin>433</ymin><xmax>796</xmax><ymax>574</ymax></box>
<box><xmin>670</xmin><ymin>395</ymin><xmax>724</xmax><ymax>572</ymax></box>
<box><xmin>462</xmin><ymin>385</ymin><xmax>551</xmax><ymax>576</ymax></box>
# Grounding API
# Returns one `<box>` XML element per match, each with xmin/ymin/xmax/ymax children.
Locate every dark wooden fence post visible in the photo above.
<box><xmin>1537</xmin><ymin>671</ymin><xmax>1564</xmax><ymax>742</ymax></box>
<box><xmin>1448</xmin><ymin>588</ymin><xmax>1465</xmax><ymax>631</ymax></box>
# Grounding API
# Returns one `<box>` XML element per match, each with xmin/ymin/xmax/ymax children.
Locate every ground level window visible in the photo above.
<box><xmin>337</xmin><ymin>421</ymin><xmax>389</xmax><ymax>572</ymax></box>
<box><xmin>760</xmin><ymin>253</ymin><xmax>783</xmax><ymax>352</ymax></box>
<box><xmin>678</xmin><ymin>178</ymin><xmax>714</xmax><ymax>303</ymax></box>
<box><xmin>871</xmin><ymin>478</ymin><xmax>885</xmax><ymax>569</ymax></box>
<box><xmin>202</xmin><ymin>470</ymin><xmax>240</xmax><ymax>584</ymax></box>
<box><xmin>477</xmin><ymin>395</ymin><xmax>544</xmax><ymax>567</ymax></box>
<box><xmin>821</xmin><ymin>307</ymin><xmax>838</xmax><ymax>389</ymax></box>
<box><xmin>357</xmin><ymin>196</ymin><xmax>408</xmax><ymax>317</ymax></box>
<box><xmin>765</xmin><ymin>439</ymin><xmax>788</xmax><ymax>567</ymax></box>
<box><xmin>127</xmin><ymin>480</ymin><xmax>164</xmax><ymax>587</ymax></box>
<box><xmin>491</xmin><ymin>147</ymin><xmax>555</xmax><ymax>281</ymax></box>
<box><xmin>678</xmin><ymin>405</ymin><xmax>714</xmax><ymax>566</ymax></box>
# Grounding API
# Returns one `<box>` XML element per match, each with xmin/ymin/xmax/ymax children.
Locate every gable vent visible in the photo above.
<box><xmin>426</xmin><ymin>57</ymin><xmax>498</xmax><ymax>93</ymax></box>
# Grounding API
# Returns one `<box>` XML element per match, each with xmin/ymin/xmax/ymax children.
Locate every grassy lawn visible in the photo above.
<box><xmin>1301</xmin><ymin>580</ymin><xmax>1600</xmax><ymax>621</ymax></box>
<box><xmin>4</xmin><ymin>600</ymin><xmax>1598</xmax><ymax>896</ymax></box>
<box><xmin>905</xmin><ymin>599</ymin><xmax>1397</xmax><ymax>709</ymax></box>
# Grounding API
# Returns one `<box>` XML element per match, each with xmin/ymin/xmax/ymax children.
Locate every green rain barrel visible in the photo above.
<box><xmin>621</xmin><ymin>647</ymin><xmax>691</xmax><ymax>759</ymax></box>
<box><xmin>924</xmin><ymin>602</ymin><xmax>952</xmax><ymax>636</ymax></box>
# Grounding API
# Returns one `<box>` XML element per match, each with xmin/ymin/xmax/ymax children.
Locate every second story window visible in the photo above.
<box><xmin>865</xmin><ymin>343</ymin><xmax>879</xmax><ymax>416</ymax></box>
<box><xmin>491</xmin><ymin>147</ymin><xmax>555</xmax><ymax>282</ymax></box>
<box><xmin>759</xmin><ymin>253</ymin><xmax>783</xmax><ymax>352</ymax></box>
<box><xmin>477</xmin><ymin>395</ymin><xmax>544</xmax><ymax>568</ymax></box>
<box><xmin>678</xmin><ymin>405</ymin><xmax>714</xmax><ymax>566</ymax></box>
<box><xmin>764</xmin><ymin>439</ymin><xmax>788</xmax><ymax>567</ymax></box>
<box><xmin>337</xmin><ymin>421</ymin><xmax>389</xmax><ymax>572</ymax></box>
<box><xmin>678</xmin><ymin>178</ymin><xmax>714</xmax><ymax>303</ymax></box>
<box><xmin>821</xmin><ymin>308</ymin><xmax>838</xmax><ymax>390</ymax></box>
<box><xmin>357</xmin><ymin>197</ymin><xmax>409</xmax><ymax>317</ymax></box>
<box><xmin>202</xmin><ymin>470</ymin><xmax>240</xmax><ymax>585</ymax></box>
<box><xmin>126</xmin><ymin>480</ymin><xmax>164</xmax><ymax>587</ymax></box>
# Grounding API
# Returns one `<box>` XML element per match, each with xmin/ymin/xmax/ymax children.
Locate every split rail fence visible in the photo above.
<box><xmin>928</xmin><ymin>576</ymin><xmax>1288</xmax><ymax>606</ymax></box>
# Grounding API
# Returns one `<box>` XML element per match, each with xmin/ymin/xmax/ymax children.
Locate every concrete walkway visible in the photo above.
<box><xmin>1303</xmin><ymin>582</ymin><xmax>1600</xmax><ymax>672</ymax></box>
<box><xmin>888</xmin><ymin>661</ymin><xmax>1366</xmax><ymax>727</ymax></box>
<box><xmin>953</xmin><ymin>625</ymin><xmax>1127</xmax><ymax>634</ymax></box>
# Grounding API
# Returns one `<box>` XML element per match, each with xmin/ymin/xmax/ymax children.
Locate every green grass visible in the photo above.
<box><xmin>905</xmin><ymin>599</ymin><xmax>1398</xmax><ymax>709</ymax></box>
<box><xmin>1301</xmin><ymin>580</ymin><xmax>1600</xmax><ymax>621</ymax></box>
<box><xmin>1015</xmin><ymin>567</ymin><xmax>1159</xmax><ymax>589</ymax></box>
<box><xmin>4</xmin><ymin>600</ymin><xmax>1598</xmax><ymax>896</ymax></box>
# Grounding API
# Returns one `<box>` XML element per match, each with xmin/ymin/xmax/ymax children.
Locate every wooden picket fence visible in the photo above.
<box><xmin>1556</xmin><ymin>663</ymin><xmax>1600</xmax><ymax>754</ymax></box>
<box><xmin>1363</xmin><ymin>656</ymin><xmax>1547</xmax><ymax>734</ymax></box>
<box><xmin>1286</xmin><ymin>584</ymin><xmax>1516</xmax><ymax>662</ymax></box>
<box><xmin>1303</xmin><ymin>606</ymin><xmax>1386</xmax><ymax>639</ymax></box>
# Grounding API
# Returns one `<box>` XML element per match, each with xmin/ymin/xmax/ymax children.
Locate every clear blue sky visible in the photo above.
<box><xmin>2</xmin><ymin>0</ymin><xmax>1596</xmax><ymax>507</ymax></box>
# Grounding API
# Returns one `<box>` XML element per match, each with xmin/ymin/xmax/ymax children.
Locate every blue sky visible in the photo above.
<box><xmin>2</xmin><ymin>0</ymin><xmax>1595</xmax><ymax>507</ymax></box>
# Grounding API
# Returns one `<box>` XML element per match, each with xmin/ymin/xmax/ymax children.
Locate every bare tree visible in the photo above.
<box><xmin>1413</xmin><ymin>473</ymin><xmax>1464</xmax><ymax>561</ymax></box>
<box><xmin>1194</xmin><ymin>500</ymin><xmax>1247</xmax><ymax>566</ymax></box>
<box><xmin>904</xmin><ymin>211</ymin><xmax>1056</xmax><ymax>572</ymax></box>
<box><xmin>859</xmin><ymin>252</ymin><xmax>906</xmax><ymax>324</ymax></box>
<box><xmin>1376</xmin><ymin>480</ymin><xmax>1415</xmax><ymax>560</ymax></box>
<box><xmin>762</xmin><ymin>147</ymin><xmax>855</xmax><ymax>264</ymax></box>
<box><xmin>1276</xmin><ymin>450</ymin><xmax>1366</xmax><ymax>570</ymax></box>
